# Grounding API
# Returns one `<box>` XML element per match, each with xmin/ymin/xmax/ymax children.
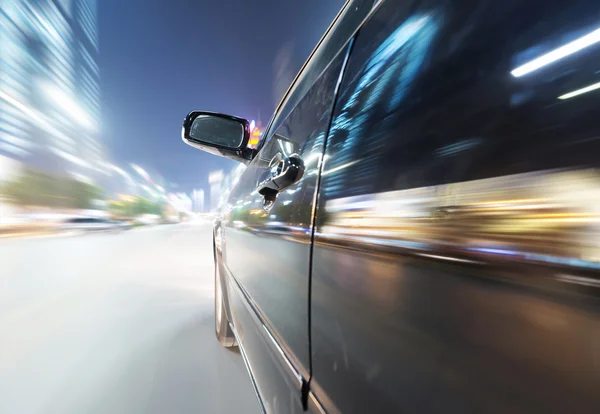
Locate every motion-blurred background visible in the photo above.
<box><xmin>0</xmin><ymin>2</ymin><xmax>341</xmax><ymax>413</ymax></box>
<box><xmin>0</xmin><ymin>0</ymin><xmax>343</xmax><ymax>236</ymax></box>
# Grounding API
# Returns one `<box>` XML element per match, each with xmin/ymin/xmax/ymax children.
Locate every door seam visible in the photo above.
<box><xmin>306</xmin><ymin>35</ymin><xmax>357</xmax><ymax>390</ymax></box>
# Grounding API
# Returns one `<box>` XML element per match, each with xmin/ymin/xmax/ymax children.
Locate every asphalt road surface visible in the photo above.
<box><xmin>0</xmin><ymin>221</ymin><xmax>259</xmax><ymax>414</ymax></box>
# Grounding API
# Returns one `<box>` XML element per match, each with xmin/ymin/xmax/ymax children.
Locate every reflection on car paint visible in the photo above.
<box><xmin>324</xmin><ymin>13</ymin><xmax>440</xmax><ymax>197</ymax></box>
<box><xmin>321</xmin><ymin>168</ymin><xmax>600</xmax><ymax>277</ymax></box>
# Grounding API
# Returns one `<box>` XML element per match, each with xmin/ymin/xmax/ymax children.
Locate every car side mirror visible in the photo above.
<box><xmin>181</xmin><ymin>111</ymin><xmax>252</xmax><ymax>162</ymax></box>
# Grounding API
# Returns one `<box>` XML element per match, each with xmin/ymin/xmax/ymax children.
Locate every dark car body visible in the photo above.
<box><xmin>183</xmin><ymin>1</ymin><xmax>600</xmax><ymax>412</ymax></box>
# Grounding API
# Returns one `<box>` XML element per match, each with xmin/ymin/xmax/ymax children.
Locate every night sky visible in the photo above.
<box><xmin>99</xmin><ymin>0</ymin><xmax>345</xmax><ymax>193</ymax></box>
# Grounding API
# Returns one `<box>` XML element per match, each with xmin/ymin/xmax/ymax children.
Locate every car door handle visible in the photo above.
<box><xmin>257</xmin><ymin>154</ymin><xmax>305</xmax><ymax>202</ymax></box>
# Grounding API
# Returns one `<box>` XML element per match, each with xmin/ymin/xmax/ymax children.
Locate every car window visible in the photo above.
<box><xmin>260</xmin><ymin>0</ymin><xmax>375</xmax><ymax>147</ymax></box>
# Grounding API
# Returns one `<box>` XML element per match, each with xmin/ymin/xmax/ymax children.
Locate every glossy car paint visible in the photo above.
<box><xmin>311</xmin><ymin>0</ymin><xmax>600</xmax><ymax>413</ymax></box>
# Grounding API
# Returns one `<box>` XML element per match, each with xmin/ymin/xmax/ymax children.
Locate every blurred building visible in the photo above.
<box><xmin>167</xmin><ymin>192</ymin><xmax>192</xmax><ymax>214</ymax></box>
<box><xmin>208</xmin><ymin>170</ymin><xmax>224</xmax><ymax>211</ymax></box>
<box><xmin>0</xmin><ymin>153</ymin><xmax>22</xmax><ymax>182</ymax></box>
<box><xmin>0</xmin><ymin>154</ymin><xmax>23</xmax><ymax>222</ymax></box>
<box><xmin>191</xmin><ymin>188</ymin><xmax>205</xmax><ymax>213</ymax></box>
<box><xmin>219</xmin><ymin>162</ymin><xmax>246</xmax><ymax>203</ymax></box>
<box><xmin>0</xmin><ymin>0</ymin><xmax>104</xmax><ymax>182</ymax></box>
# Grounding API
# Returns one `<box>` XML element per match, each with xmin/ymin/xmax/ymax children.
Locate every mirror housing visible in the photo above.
<box><xmin>181</xmin><ymin>111</ymin><xmax>252</xmax><ymax>162</ymax></box>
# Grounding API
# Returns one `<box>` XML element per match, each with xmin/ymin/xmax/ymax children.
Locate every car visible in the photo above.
<box><xmin>111</xmin><ymin>220</ymin><xmax>133</xmax><ymax>230</ymax></box>
<box><xmin>61</xmin><ymin>217</ymin><xmax>129</xmax><ymax>232</ymax></box>
<box><xmin>181</xmin><ymin>1</ymin><xmax>600</xmax><ymax>413</ymax></box>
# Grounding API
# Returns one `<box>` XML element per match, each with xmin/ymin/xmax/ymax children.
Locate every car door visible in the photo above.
<box><xmin>311</xmin><ymin>0</ymin><xmax>600</xmax><ymax>413</ymax></box>
<box><xmin>219</xmin><ymin>1</ymin><xmax>375</xmax><ymax>411</ymax></box>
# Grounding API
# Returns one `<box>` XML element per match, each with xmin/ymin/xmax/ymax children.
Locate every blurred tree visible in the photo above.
<box><xmin>132</xmin><ymin>197</ymin><xmax>163</xmax><ymax>216</ymax></box>
<box><xmin>108</xmin><ymin>200</ymin><xmax>127</xmax><ymax>218</ymax></box>
<box><xmin>69</xmin><ymin>180</ymin><xmax>104</xmax><ymax>209</ymax></box>
<box><xmin>0</xmin><ymin>168</ymin><xmax>104</xmax><ymax>209</ymax></box>
<box><xmin>107</xmin><ymin>197</ymin><xmax>164</xmax><ymax>218</ymax></box>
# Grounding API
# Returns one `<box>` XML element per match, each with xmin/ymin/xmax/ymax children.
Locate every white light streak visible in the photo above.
<box><xmin>321</xmin><ymin>160</ymin><xmax>359</xmax><ymax>176</ymax></box>
<box><xmin>558</xmin><ymin>81</ymin><xmax>600</xmax><ymax>100</ymax></box>
<box><xmin>131</xmin><ymin>164</ymin><xmax>150</xmax><ymax>180</ymax></box>
<box><xmin>417</xmin><ymin>253</ymin><xmax>478</xmax><ymax>264</ymax></box>
<box><xmin>304</xmin><ymin>152</ymin><xmax>322</xmax><ymax>165</ymax></box>
<box><xmin>50</xmin><ymin>147</ymin><xmax>90</xmax><ymax>168</ymax></box>
<box><xmin>511</xmin><ymin>27</ymin><xmax>600</xmax><ymax>77</ymax></box>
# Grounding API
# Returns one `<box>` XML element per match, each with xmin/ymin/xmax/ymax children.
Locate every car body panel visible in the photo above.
<box><xmin>218</xmin><ymin>37</ymin><xmax>351</xmax><ymax>412</ymax></box>
<box><xmin>311</xmin><ymin>0</ymin><xmax>600</xmax><ymax>412</ymax></box>
<box><xmin>219</xmin><ymin>254</ymin><xmax>304</xmax><ymax>413</ymax></box>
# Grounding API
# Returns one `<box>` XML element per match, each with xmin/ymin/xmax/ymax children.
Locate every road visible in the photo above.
<box><xmin>0</xmin><ymin>222</ymin><xmax>259</xmax><ymax>414</ymax></box>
